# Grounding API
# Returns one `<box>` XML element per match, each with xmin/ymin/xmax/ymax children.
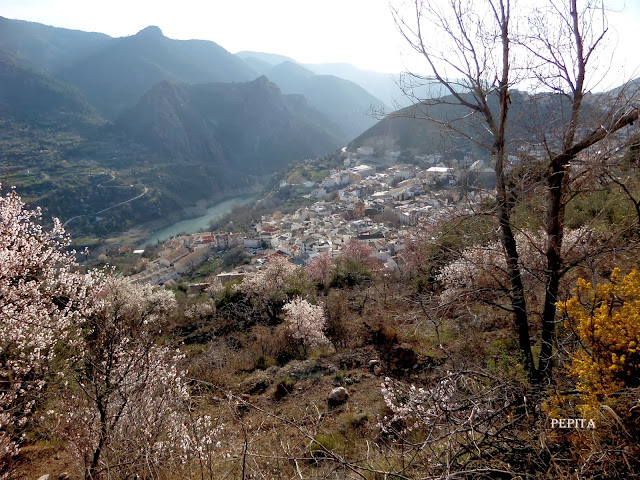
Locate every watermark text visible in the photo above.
<box><xmin>550</xmin><ymin>418</ymin><xmax>596</xmax><ymax>429</ymax></box>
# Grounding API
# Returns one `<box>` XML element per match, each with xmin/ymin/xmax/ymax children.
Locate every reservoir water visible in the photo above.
<box><xmin>141</xmin><ymin>194</ymin><xmax>256</xmax><ymax>247</ymax></box>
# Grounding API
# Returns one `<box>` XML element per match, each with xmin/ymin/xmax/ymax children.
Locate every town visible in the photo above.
<box><xmin>128</xmin><ymin>146</ymin><xmax>500</xmax><ymax>287</ymax></box>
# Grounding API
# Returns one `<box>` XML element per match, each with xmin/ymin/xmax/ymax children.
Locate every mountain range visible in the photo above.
<box><xmin>2</xmin><ymin>15</ymin><xmax>637</xmax><ymax>245</ymax></box>
<box><xmin>0</xmin><ymin>16</ymin><xmax>394</xmax><ymax>241</ymax></box>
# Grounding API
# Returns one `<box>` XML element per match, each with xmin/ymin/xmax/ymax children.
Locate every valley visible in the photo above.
<box><xmin>0</xmin><ymin>17</ymin><xmax>389</xmax><ymax>248</ymax></box>
<box><xmin>3</xmin><ymin>5</ymin><xmax>640</xmax><ymax>480</ymax></box>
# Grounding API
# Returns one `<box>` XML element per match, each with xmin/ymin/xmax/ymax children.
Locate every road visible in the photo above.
<box><xmin>62</xmin><ymin>183</ymin><xmax>148</xmax><ymax>228</ymax></box>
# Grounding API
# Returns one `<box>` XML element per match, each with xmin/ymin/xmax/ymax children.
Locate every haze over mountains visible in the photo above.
<box><xmin>118</xmin><ymin>77</ymin><xmax>341</xmax><ymax>170</ymax></box>
<box><xmin>235</xmin><ymin>55</ymin><xmax>387</xmax><ymax>139</ymax></box>
<box><xmin>0</xmin><ymin>16</ymin><xmax>394</xmax><ymax>134</ymax></box>
<box><xmin>0</xmin><ymin>16</ymin><xmax>398</xmax><ymax>241</ymax></box>
<box><xmin>1</xmin><ymin>15</ymin><xmax>637</xmax><ymax>245</ymax></box>
<box><xmin>236</xmin><ymin>51</ymin><xmax>455</xmax><ymax>111</ymax></box>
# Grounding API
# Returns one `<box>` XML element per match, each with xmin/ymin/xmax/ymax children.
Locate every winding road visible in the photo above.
<box><xmin>62</xmin><ymin>173</ymin><xmax>148</xmax><ymax>228</ymax></box>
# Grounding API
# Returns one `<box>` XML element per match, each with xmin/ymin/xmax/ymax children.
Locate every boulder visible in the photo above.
<box><xmin>328</xmin><ymin>386</ymin><xmax>349</xmax><ymax>406</ymax></box>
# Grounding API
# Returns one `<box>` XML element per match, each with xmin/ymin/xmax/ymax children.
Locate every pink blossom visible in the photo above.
<box><xmin>342</xmin><ymin>239</ymin><xmax>378</xmax><ymax>269</ymax></box>
<box><xmin>305</xmin><ymin>251</ymin><xmax>335</xmax><ymax>283</ymax></box>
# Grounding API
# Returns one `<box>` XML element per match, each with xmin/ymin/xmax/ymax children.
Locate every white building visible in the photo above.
<box><xmin>351</xmin><ymin>164</ymin><xmax>375</xmax><ymax>178</ymax></box>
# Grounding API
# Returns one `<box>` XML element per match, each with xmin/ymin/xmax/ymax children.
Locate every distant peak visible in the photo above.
<box><xmin>253</xmin><ymin>75</ymin><xmax>281</xmax><ymax>94</ymax></box>
<box><xmin>136</xmin><ymin>25</ymin><xmax>163</xmax><ymax>37</ymax></box>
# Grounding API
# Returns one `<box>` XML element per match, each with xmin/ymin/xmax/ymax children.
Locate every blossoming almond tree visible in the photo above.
<box><xmin>342</xmin><ymin>239</ymin><xmax>378</xmax><ymax>270</ymax></box>
<box><xmin>240</xmin><ymin>255</ymin><xmax>307</xmax><ymax>322</ymax></box>
<box><xmin>379</xmin><ymin>371</ymin><xmax>527</xmax><ymax>475</ymax></box>
<box><xmin>57</xmin><ymin>276</ymin><xmax>224</xmax><ymax>480</ymax></box>
<box><xmin>0</xmin><ymin>186</ymin><xmax>104</xmax><ymax>475</ymax></box>
<box><xmin>305</xmin><ymin>251</ymin><xmax>335</xmax><ymax>285</ymax></box>
<box><xmin>331</xmin><ymin>239</ymin><xmax>381</xmax><ymax>288</ymax></box>
<box><xmin>282</xmin><ymin>297</ymin><xmax>330</xmax><ymax>354</ymax></box>
<box><xmin>437</xmin><ymin>228</ymin><xmax>599</xmax><ymax>309</ymax></box>
<box><xmin>241</xmin><ymin>255</ymin><xmax>300</xmax><ymax>299</ymax></box>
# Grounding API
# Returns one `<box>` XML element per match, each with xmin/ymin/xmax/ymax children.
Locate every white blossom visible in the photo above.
<box><xmin>282</xmin><ymin>297</ymin><xmax>330</xmax><ymax>350</ymax></box>
<box><xmin>240</xmin><ymin>255</ymin><xmax>299</xmax><ymax>299</ymax></box>
<box><xmin>54</xmin><ymin>277</ymin><xmax>223</xmax><ymax>478</ymax></box>
<box><xmin>437</xmin><ymin>227</ymin><xmax>596</xmax><ymax>305</ymax></box>
<box><xmin>0</xmin><ymin>186</ymin><xmax>104</xmax><ymax>469</ymax></box>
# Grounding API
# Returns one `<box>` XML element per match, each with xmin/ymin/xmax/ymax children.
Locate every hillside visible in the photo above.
<box><xmin>237</xmin><ymin>52</ymin><xmax>389</xmax><ymax>140</ymax></box>
<box><xmin>117</xmin><ymin>76</ymin><xmax>342</xmax><ymax>173</ymax></box>
<box><xmin>0</xmin><ymin>15</ymin><xmax>111</xmax><ymax>73</ymax></box>
<box><xmin>346</xmin><ymin>89</ymin><xmax>619</xmax><ymax>157</ymax></box>
<box><xmin>0</xmin><ymin>47</ymin><xmax>101</xmax><ymax>129</ymax></box>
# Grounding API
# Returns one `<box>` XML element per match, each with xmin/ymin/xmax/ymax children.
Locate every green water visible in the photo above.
<box><xmin>141</xmin><ymin>194</ymin><xmax>255</xmax><ymax>247</ymax></box>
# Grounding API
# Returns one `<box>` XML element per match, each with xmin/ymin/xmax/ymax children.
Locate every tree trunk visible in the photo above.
<box><xmin>492</xmin><ymin>0</ymin><xmax>534</xmax><ymax>378</ymax></box>
<box><xmin>495</xmin><ymin>151</ymin><xmax>535</xmax><ymax>375</ymax></box>
<box><xmin>88</xmin><ymin>401</ymin><xmax>108</xmax><ymax>480</ymax></box>
<box><xmin>538</xmin><ymin>154</ymin><xmax>571</xmax><ymax>380</ymax></box>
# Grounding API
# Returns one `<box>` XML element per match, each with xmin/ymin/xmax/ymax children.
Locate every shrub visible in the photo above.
<box><xmin>282</xmin><ymin>297</ymin><xmax>330</xmax><ymax>355</ymax></box>
<box><xmin>560</xmin><ymin>268</ymin><xmax>640</xmax><ymax>413</ymax></box>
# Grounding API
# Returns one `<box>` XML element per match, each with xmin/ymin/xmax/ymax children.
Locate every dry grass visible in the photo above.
<box><xmin>13</xmin><ymin>275</ymin><xmax>640</xmax><ymax>479</ymax></box>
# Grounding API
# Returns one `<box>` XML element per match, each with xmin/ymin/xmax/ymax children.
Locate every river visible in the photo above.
<box><xmin>140</xmin><ymin>194</ymin><xmax>256</xmax><ymax>247</ymax></box>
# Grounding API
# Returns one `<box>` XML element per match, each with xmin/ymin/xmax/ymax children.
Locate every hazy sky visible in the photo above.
<box><xmin>2</xmin><ymin>0</ymin><xmax>407</xmax><ymax>72</ymax></box>
<box><xmin>2</xmin><ymin>0</ymin><xmax>640</xmax><ymax>80</ymax></box>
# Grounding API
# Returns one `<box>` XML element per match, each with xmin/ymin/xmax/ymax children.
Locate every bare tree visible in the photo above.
<box><xmin>392</xmin><ymin>0</ymin><xmax>639</xmax><ymax>381</ymax></box>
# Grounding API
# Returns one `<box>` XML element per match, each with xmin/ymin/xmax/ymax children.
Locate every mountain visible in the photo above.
<box><xmin>0</xmin><ymin>75</ymin><xmax>343</xmax><ymax>240</ymax></box>
<box><xmin>347</xmin><ymin>100</ymin><xmax>476</xmax><ymax>156</ymax></box>
<box><xmin>58</xmin><ymin>26</ymin><xmax>257</xmax><ymax>118</ymax></box>
<box><xmin>0</xmin><ymin>16</ymin><xmax>111</xmax><ymax>73</ymax></box>
<box><xmin>347</xmin><ymin>88</ymin><xmax>625</xmax><ymax>158</ymax></box>
<box><xmin>303</xmin><ymin>62</ymin><xmax>407</xmax><ymax>109</ymax></box>
<box><xmin>0</xmin><ymin>17</ymin><xmax>349</xmax><ymax>243</ymax></box>
<box><xmin>0</xmin><ymin>18</ymin><xmax>350</xmax><ymax>243</ymax></box>
<box><xmin>236</xmin><ymin>55</ymin><xmax>388</xmax><ymax>140</ymax></box>
<box><xmin>307</xmin><ymin>63</ymin><xmax>467</xmax><ymax>109</ymax></box>
<box><xmin>0</xmin><ymin>47</ymin><xmax>100</xmax><ymax>128</ymax></box>
<box><xmin>236</xmin><ymin>50</ymin><xmax>298</xmax><ymax>67</ymax></box>
<box><xmin>117</xmin><ymin>76</ymin><xmax>342</xmax><ymax>172</ymax></box>
<box><xmin>0</xmin><ymin>19</ymin><xmax>388</xmax><ymax>140</ymax></box>
<box><xmin>348</xmin><ymin>90</ymin><xmax>565</xmax><ymax>156</ymax></box>
<box><xmin>236</xmin><ymin>51</ymin><xmax>456</xmax><ymax>110</ymax></box>
<box><xmin>0</xmin><ymin>18</ymin><xmax>381</xmax><ymax>242</ymax></box>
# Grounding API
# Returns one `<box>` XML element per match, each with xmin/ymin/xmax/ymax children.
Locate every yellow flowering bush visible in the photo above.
<box><xmin>560</xmin><ymin>268</ymin><xmax>640</xmax><ymax>411</ymax></box>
